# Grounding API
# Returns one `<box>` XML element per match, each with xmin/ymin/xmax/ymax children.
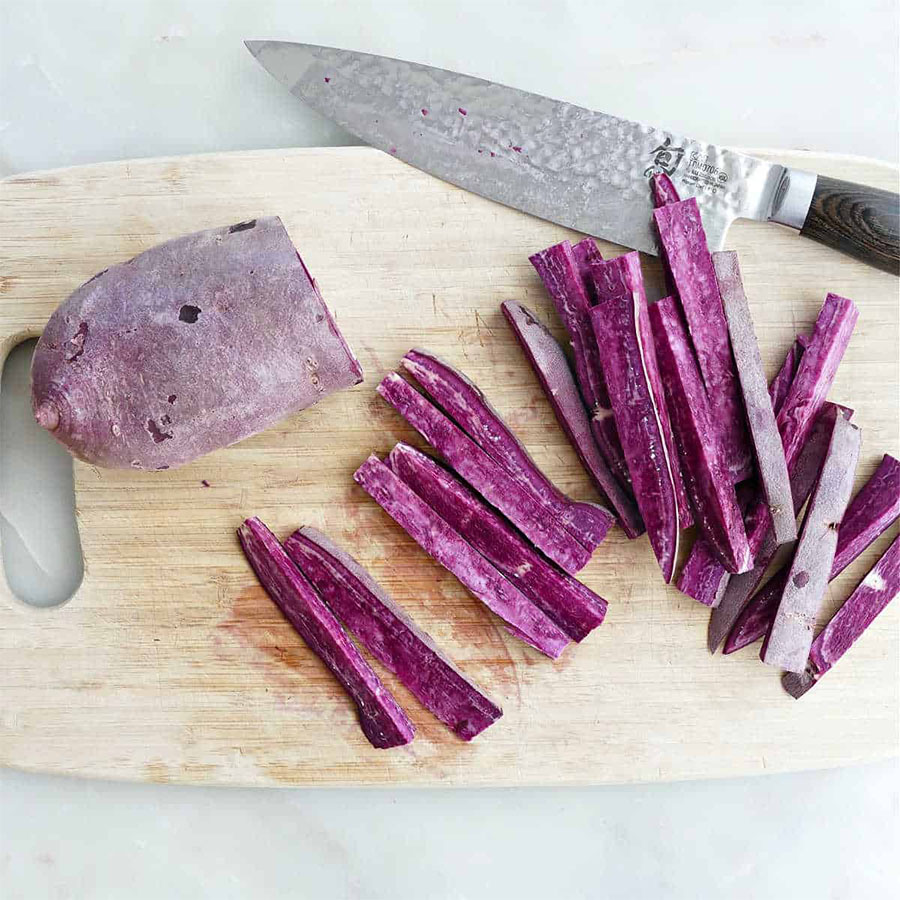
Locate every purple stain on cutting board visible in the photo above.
<box><xmin>217</xmin><ymin>586</ymin><xmax>312</xmax><ymax>705</ymax></box>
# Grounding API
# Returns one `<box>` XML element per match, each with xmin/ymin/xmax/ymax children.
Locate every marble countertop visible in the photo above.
<box><xmin>1</xmin><ymin>1</ymin><xmax>897</xmax><ymax>897</ymax></box>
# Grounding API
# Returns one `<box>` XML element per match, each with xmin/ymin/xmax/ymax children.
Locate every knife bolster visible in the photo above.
<box><xmin>768</xmin><ymin>167</ymin><xmax>817</xmax><ymax>230</ymax></box>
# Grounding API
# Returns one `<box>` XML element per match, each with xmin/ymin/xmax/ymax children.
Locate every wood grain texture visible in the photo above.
<box><xmin>0</xmin><ymin>147</ymin><xmax>897</xmax><ymax>787</ymax></box>
<box><xmin>801</xmin><ymin>174</ymin><xmax>900</xmax><ymax>274</ymax></box>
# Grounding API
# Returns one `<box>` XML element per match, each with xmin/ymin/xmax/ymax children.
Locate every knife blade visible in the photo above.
<box><xmin>246</xmin><ymin>41</ymin><xmax>899</xmax><ymax>273</ymax></box>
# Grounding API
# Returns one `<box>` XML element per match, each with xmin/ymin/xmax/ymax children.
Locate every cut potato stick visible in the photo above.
<box><xmin>284</xmin><ymin>526</ymin><xmax>502</xmax><ymax>740</ymax></box>
<box><xmin>649</xmin><ymin>296</ymin><xmax>751</xmax><ymax>575</ymax></box>
<box><xmin>354</xmin><ymin>454</ymin><xmax>571</xmax><ymax>659</ymax></box>
<box><xmin>654</xmin><ymin>199</ymin><xmax>751</xmax><ymax>480</ymax></box>
<box><xmin>761</xmin><ymin>416</ymin><xmax>861</xmax><ymax>673</ymax></box>
<box><xmin>530</xmin><ymin>242</ymin><xmax>630</xmax><ymax>488</ymax></box>
<box><xmin>679</xmin><ymin>293</ymin><xmax>858</xmax><ymax>606</ymax></box>
<box><xmin>782</xmin><ymin>536</ymin><xmax>900</xmax><ymax>698</ymax></box>
<box><xmin>715</xmin><ymin>251</ymin><xmax>795</xmax><ymax>545</ymax></box>
<box><xmin>389</xmin><ymin>443</ymin><xmax>607</xmax><ymax>642</ymax></box>
<box><xmin>501</xmin><ymin>299</ymin><xmax>644</xmax><ymax>538</ymax></box>
<box><xmin>378</xmin><ymin>372</ymin><xmax>597</xmax><ymax>574</ymax></box>
<box><xmin>725</xmin><ymin>452</ymin><xmax>899</xmax><ymax>654</ymax></box>
<box><xmin>238</xmin><ymin>517</ymin><xmax>414</xmax><ymax>749</ymax></box>
<box><xmin>709</xmin><ymin>403</ymin><xmax>850</xmax><ymax>651</ymax></box>
<box><xmin>401</xmin><ymin>349</ymin><xmax>613</xmax><ymax>553</ymax></box>
<box><xmin>589</xmin><ymin>252</ymin><xmax>682</xmax><ymax>582</ymax></box>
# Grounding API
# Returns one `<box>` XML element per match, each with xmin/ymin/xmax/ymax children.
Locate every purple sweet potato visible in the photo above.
<box><xmin>691</xmin><ymin>338</ymin><xmax>807</xmax><ymax>619</ymax></box>
<box><xmin>380</xmin><ymin>372</ymin><xmax>598</xmax><ymax>574</ymax></box>
<box><xmin>589</xmin><ymin>252</ymin><xmax>682</xmax><ymax>582</ymax></box>
<box><xmin>529</xmin><ymin>243</ymin><xmax>631</xmax><ymax>488</ymax></box>
<box><xmin>649</xmin><ymin>296</ymin><xmax>751</xmax><ymax>574</ymax></box>
<box><xmin>501</xmin><ymin>299</ymin><xmax>644</xmax><ymax>538</ymax></box>
<box><xmin>678</xmin><ymin>294</ymin><xmax>858</xmax><ymax>606</ymax></box>
<box><xmin>530</xmin><ymin>242</ymin><xmax>607</xmax><ymax>410</ymax></box>
<box><xmin>715</xmin><ymin>251</ymin><xmax>795</xmax><ymax>545</ymax></box>
<box><xmin>829</xmin><ymin>454</ymin><xmax>900</xmax><ymax>575</ymax></box>
<box><xmin>653</xmin><ymin>198</ymin><xmax>751</xmax><ymax>480</ymax></box>
<box><xmin>783</xmin><ymin>535</ymin><xmax>900</xmax><ymax>698</ymax></box>
<box><xmin>388</xmin><ymin>442</ymin><xmax>607</xmax><ymax>642</ymax></box>
<box><xmin>353</xmin><ymin>454</ymin><xmax>570</xmax><ymax>658</ymax></box>
<box><xmin>775</xmin><ymin>294</ymin><xmax>859</xmax><ymax>463</ymax></box>
<box><xmin>770</xmin><ymin>337</ymin><xmax>807</xmax><ymax>417</ymax></box>
<box><xmin>725</xmin><ymin>452</ymin><xmax>900</xmax><ymax>654</ymax></box>
<box><xmin>571</xmin><ymin>238</ymin><xmax>605</xmax><ymax>305</ymax></box>
<box><xmin>283</xmin><ymin>526</ymin><xmax>502</xmax><ymax>740</ymax></box>
<box><xmin>237</xmin><ymin>517</ymin><xmax>413</xmax><ymax>749</ymax></box>
<box><xmin>761</xmin><ymin>415</ymin><xmax>861</xmax><ymax>672</ymax></box>
<box><xmin>32</xmin><ymin>218</ymin><xmax>363</xmax><ymax>470</ymax></box>
<box><xmin>400</xmin><ymin>350</ymin><xmax>613</xmax><ymax>553</ymax></box>
<box><xmin>590</xmin><ymin>256</ymin><xmax>693</xmax><ymax>530</ymax></box>
<box><xmin>651</xmin><ymin>173</ymin><xmax>681</xmax><ymax>208</ymax></box>
<box><xmin>649</xmin><ymin>175</ymin><xmax>681</xmax><ymax>297</ymax></box>
<box><xmin>709</xmin><ymin>403</ymin><xmax>849</xmax><ymax>652</ymax></box>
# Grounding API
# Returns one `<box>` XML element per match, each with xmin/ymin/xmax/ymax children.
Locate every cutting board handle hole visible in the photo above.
<box><xmin>0</xmin><ymin>339</ymin><xmax>83</xmax><ymax>608</ymax></box>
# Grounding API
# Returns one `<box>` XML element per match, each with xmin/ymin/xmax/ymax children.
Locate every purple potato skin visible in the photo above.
<box><xmin>32</xmin><ymin>217</ymin><xmax>363</xmax><ymax>470</ymax></box>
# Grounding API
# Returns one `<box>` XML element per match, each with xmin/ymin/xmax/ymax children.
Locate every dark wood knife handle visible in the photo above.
<box><xmin>800</xmin><ymin>175</ymin><xmax>899</xmax><ymax>274</ymax></box>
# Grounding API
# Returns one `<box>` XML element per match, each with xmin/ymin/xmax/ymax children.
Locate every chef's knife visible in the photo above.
<box><xmin>246</xmin><ymin>41</ymin><xmax>899</xmax><ymax>274</ymax></box>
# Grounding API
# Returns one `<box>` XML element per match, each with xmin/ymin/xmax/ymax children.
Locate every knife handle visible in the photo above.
<box><xmin>799</xmin><ymin>175</ymin><xmax>899</xmax><ymax>275</ymax></box>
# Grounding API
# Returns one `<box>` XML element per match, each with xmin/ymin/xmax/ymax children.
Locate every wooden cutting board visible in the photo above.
<box><xmin>0</xmin><ymin>147</ymin><xmax>897</xmax><ymax>787</ymax></box>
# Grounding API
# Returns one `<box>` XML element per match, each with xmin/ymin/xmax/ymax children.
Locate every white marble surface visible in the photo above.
<box><xmin>2</xmin><ymin>761</ymin><xmax>897</xmax><ymax>900</ymax></box>
<box><xmin>1</xmin><ymin>1</ymin><xmax>898</xmax><ymax>897</ymax></box>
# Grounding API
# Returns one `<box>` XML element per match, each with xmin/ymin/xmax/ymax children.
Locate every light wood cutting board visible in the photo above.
<box><xmin>0</xmin><ymin>147</ymin><xmax>897</xmax><ymax>787</ymax></box>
